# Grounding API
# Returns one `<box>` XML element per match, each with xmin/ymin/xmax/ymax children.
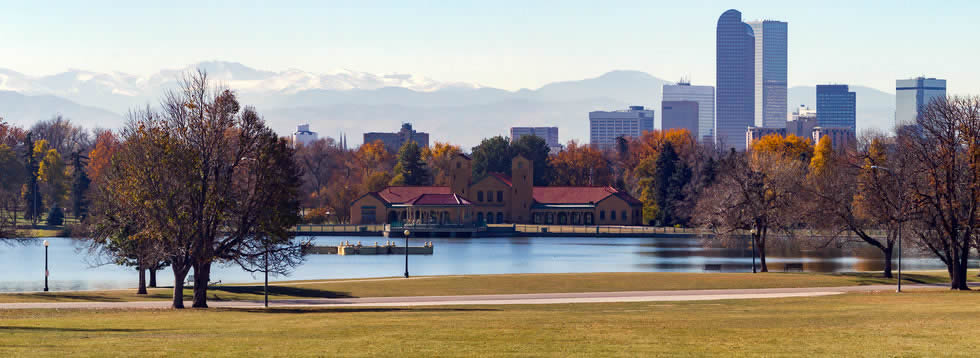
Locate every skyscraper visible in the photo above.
<box><xmin>662</xmin><ymin>82</ymin><xmax>715</xmax><ymax>142</ymax></box>
<box><xmin>747</xmin><ymin>20</ymin><xmax>788</xmax><ymax>129</ymax></box>
<box><xmin>716</xmin><ymin>9</ymin><xmax>755</xmax><ymax>151</ymax></box>
<box><xmin>661</xmin><ymin>101</ymin><xmax>699</xmax><ymax>139</ymax></box>
<box><xmin>816</xmin><ymin>85</ymin><xmax>856</xmax><ymax>130</ymax></box>
<box><xmin>896</xmin><ymin>77</ymin><xmax>947</xmax><ymax>127</ymax></box>
<box><xmin>589</xmin><ymin>106</ymin><xmax>654</xmax><ymax>150</ymax></box>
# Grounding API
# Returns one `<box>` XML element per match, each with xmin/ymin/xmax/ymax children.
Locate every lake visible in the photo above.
<box><xmin>1</xmin><ymin>235</ymin><xmax>975</xmax><ymax>292</ymax></box>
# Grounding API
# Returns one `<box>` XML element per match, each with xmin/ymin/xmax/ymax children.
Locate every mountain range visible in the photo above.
<box><xmin>0</xmin><ymin>61</ymin><xmax>897</xmax><ymax>148</ymax></box>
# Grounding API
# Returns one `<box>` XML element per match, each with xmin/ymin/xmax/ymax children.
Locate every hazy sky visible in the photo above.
<box><xmin>1</xmin><ymin>0</ymin><xmax>977</xmax><ymax>94</ymax></box>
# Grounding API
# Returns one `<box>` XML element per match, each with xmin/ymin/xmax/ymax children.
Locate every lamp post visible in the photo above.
<box><xmin>749</xmin><ymin>228</ymin><xmax>757</xmax><ymax>274</ymax></box>
<box><xmin>403</xmin><ymin>230</ymin><xmax>411</xmax><ymax>278</ymax></box>
<box><xmin>43</xmin><ymin>240</ymin><xmax>49</xmax><ymax>292</ymax></box>
<box><xmin>871</xmin><ymin>165</ymin><xmax>902</xmax><ymax>293</ymax></box>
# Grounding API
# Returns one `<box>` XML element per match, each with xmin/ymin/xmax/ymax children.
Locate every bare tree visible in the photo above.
<box><xmin>904</xmin><ymin>96</ymin><xmax>980</xmax><ymax>290</ymax></box>
<box><xmin>804</xmin><ymin>132</ymin><xmax>917</xmax><ymax>278</ymax></box>
<box><xmin>693</xmin><ymin>150</ymin><xmax>807</xmax><ymax>272</ymax></box>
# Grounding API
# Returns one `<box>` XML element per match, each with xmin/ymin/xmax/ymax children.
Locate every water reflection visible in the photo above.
<box><xmin>1</xmin><ymin>236</ymin><xmax>977</xmax><ymax>292</ymax></box>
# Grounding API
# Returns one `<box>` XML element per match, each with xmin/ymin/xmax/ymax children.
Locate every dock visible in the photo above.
<box><xmin>305</xmin><ymin>240</ymin><xmax>434</xmax><ymax>255</ymax></box>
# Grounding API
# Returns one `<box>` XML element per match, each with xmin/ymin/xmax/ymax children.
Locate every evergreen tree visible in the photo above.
<box><xmin>393</xmin><ymin>141</ymin><xmax>429</xmax><ymax>185</ymax></box>
<box><xmin>22</xmin><ymin>133</ymin><xmax>43</xmax><ymax>225</ymax></box>
<box><xmin>653</xmin><ymin>142</ymin><xmax>691</xmax><ymax>226</ymax></box>
<box><xmin>470</xmin><ymin>136</ymin><xmax>512</xmax><ymax>178</ymax></box>
<box><xmin>71</xmin><ymin>151</ymin><xmax>91</xmax><ymax>219</ymax></box>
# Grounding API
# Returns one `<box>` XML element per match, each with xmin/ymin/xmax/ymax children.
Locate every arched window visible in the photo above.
<box><xmin>477</xmin><ymin>212</ymin><xmax>484</xmax><ymax>223</ymax></box>
<box><xmin>496</xmin><ymin>212</ymin><xmax>504</xmax><ymax>223</ymax></box>
<box><xmin>486</xmin><ymin>212</ymin><xmax>495</xmax><ymax>224</ymax></box>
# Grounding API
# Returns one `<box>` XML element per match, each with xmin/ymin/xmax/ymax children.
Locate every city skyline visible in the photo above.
<box><xmin>1</xmin><ymin>1</ymin><xmax>978</xmax><ymax>95</ymax></box>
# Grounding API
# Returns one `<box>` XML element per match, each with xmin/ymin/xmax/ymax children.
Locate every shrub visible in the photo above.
<box><xmin>46</xmin><ymin>207</ymin><xmax>65</xmax><ymax>226</ymax></box>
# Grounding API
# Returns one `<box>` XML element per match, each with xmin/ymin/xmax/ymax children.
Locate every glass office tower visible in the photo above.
<box><xmin>816</xmin><ymin>85</ymin><xmax>856</xmax><ymax>130</ymax></box>
<box><xmin>895</xmin><ymin>77</ymin><xmax>947</xmax><ymax>127</ymax></box>
<box><xmin>662</xmin><ymin>82</ymin><xmax>715</xmax><ymax>142</ymax></box>
<box><xmin>748</xmin><ymin>20</ymin><xmax>788</xmax><ymax>129</ymax></box>
<box><xmin>716</xmin><ymin>9</ymin><xmax>755</xmax><ymax>151</ymax></box>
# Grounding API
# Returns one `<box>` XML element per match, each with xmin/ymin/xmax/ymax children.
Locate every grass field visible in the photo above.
<box><xmin>1</xmin><ymin>271</ymin><xmax>974</xmax><ymax>304</ymax></box>
<box><xmin>1</xmin><ymin>290</ymin><xmax>980</xmax><ymax>356</ymax></box>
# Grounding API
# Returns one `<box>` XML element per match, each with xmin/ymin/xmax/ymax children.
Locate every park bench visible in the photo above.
<box><xmin>703</xmin><ymin>264</ymin><xmax>722</xmax><ymax>272</ymax></box>
<box><xmin>783</xmin><ymin>263</ymin><xmax>804</xmax><ymax>272</ymax></box>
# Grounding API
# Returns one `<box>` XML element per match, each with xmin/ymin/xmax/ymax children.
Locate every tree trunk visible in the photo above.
<box><xmin>758</xmin><ymin>242</ymin><xmax>768</xmax><ymax>272</ymax></box>
<box><xmin>881</xmin><ymin>244</ymin><xmax>893</xmax><ymax>279</ymax></box>
<box><xmin>951</xmin><ymin>253</ymin><xmax>970</xmax><ymax>290</ymax></box>
<box><xmin>192</xmin><ymin>261</ymin><xmax>212</xmax><ymax>308</ymax></box>
<box><xmin>137</xmin><ymin>267</ymin><xmax>147</xmax><ymax>295</ymax></box>
<box><xmin>149</xmin><ymin>268</ymin><xmax>157</xmax><ymax>288</ymax></box>
<box><xmin>171</xmin><ymin>265</ymin><xmax>190</xmax><ymax>309</ymax></box>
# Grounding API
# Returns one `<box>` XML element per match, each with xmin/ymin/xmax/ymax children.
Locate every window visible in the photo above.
<box><xmin>496</xmin><ymin>212</ymin><xmax>504</xmax><ymax>223</ymax></box>
<box><xmin>622</xmin><ymin>211</ymin><xmax>627</xmax><ymax>221</ymax></box>
<box><xmin>600</xmin><ymin>211</ymin><xmax>606</xmax><ymax>220</ymax></box>
<box><xmin>361</xmin><ymin>206</ymin><xmax>377</xmax><ymax>224</ymax></box>
<box><xmin>497</xmin><ymin>191</ymin><xmax>503</xmax><ymax>202</ymax></box>
<box><xmin>477</xmin><ymin>191</ymin><xmax>484</xmax><ymax>202</ymax></box>
<box><xmin>456</xmin><ymin>162</ymin><xmax>461</xmax><ymax>168</ymax></box>
<box><xmin>611</xmin><ymin>211</ymin><xmax>616</xmax><ymax>220</ymax></box>
<box><xmin>486</xmin><ymin>212</ymin><xmax>494</xmax><ymax>224</ymax></box>
<box><xmin>477</xmin><ymin>212</ymin><xmax>484</xmax><ymax>223</ymax></box>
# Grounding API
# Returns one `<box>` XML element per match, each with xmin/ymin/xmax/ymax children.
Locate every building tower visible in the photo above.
<box><xmin>510</xmin><ymin>155</ymin><xmax>533</xmax><ymax>224</ymax></box>
<box><xmin>747</xmin><ymin>20</ymin><xmax>788</xmax><ymax>129</ymax></box>
<box><xmin>816</xmin><ymin>85</ymin><xmax>856</xmax><ymax>130</ymax></box>
<box><xmin>449</xmin><ymin>153</ymin><xmax>472</xmax><ymax>197</ymax></box>
<box><xmin>716</xmin><ymin>9</ymin><xmax>756</xmax><ymax>151</ymax></box>
<box><xmin>896</xmin><ymin>77</ymin><xmax>947</xmax><ymax>127</ymax></box>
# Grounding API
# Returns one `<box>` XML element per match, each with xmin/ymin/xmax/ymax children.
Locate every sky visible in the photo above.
<box><xmin>1</xmin><ymin>0</ymin><xmax>977</xmax><ymax>94</ymax></box>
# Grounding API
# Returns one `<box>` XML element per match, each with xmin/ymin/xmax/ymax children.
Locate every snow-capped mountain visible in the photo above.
<box><xmin>0</xmin><ymin>61</ymin><xmax>897</xmax><ymax>148</ymax></box>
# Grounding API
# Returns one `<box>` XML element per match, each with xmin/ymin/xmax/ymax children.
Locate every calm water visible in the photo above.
<box><xmin>1</xmin><ymin>235</ymin><xmax>976</xmax><ymax>292</ymax></box>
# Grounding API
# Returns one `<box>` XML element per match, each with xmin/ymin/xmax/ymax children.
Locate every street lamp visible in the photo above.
<box><xmin>871</xmin><ymin>165</ymin><xmax>902</xmax><ymax>293</ymax></box>
<box><xmin>43</xmin><ymin>240</ymin><xmax>49</xmax><ymax>292</ymax></box>
<box><xmin>403</xmin><ymin>230</ymin><xmax>411</xmax><ymax>278</ymax></box>
<box><xmin>750</xmin><ymin>229</ymin><xmax>757</xmax><ymax>274</ymax></box>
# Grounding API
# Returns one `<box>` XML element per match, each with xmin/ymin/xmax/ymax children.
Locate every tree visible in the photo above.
<box><xmin>94</xmin><ymin>71</ymin><xmax>305</xmax><ymax>308</ymax></box>
<box><xmin>694</xmin><ymin>150</ymin><xmax>807</xmax><ymax>272</ymax></box>
<box><xmin>21</xmin><ymin>133</ymin><xmax>43</xmax><ymax>225</ymax></box>
<box><xmin>806</xmin><ymin>133</ymin><xmax>913</xmax><ymax>278</ymax></box>
<box><xmin>70</xmin><ymin>151</ymin><xmax>91</xmax><ymax>219</ymax></box>
<box><xmin>422</xmin><ymin>141</ymin><xmax>462</xmax><ymax>186</ymax></box>
<box><xmin>511</xmin><ymin>135</ymin><xmax>552</xmax><ymax>186</ymax></box>
<box><xmin>550</xmin><ymin>140</ymin><xmax>612</xmax><ymax>186</ymax></box>
<box><xmin>652</xmin><ymin>142</ymin><xmax>692</xmax><ymax>226</ymax></box>
<box><xmin>354</xmin><ymin>140</ymin><xmax>395</xmax><ymax>179</ymax></box>
<box><xmin>296</xmin><ymin>137</ymin><xmax>340</xmax><ymax>208</ymax></box>
<box><xmin>903</xmin><ymin>96</ymin><xmax>980</xmax><ymax>290</ymax></box>
<box><xmin>751</xmin><ymin>133</ymin><xmax>813</xmax><ymax>162</ymax></box>
<box><xmin>392</xmin><ymin>141</ymin><xmax>429</xmax><ymax>185</ymax></box>
<box><xmin>471</xmin><ymin>136</ymin><xmax>512</xmax><ymax>179</ymax></box>
<box><xmin>36</xmin><ymin>140</ymin><xmax>69</xmax><ymax>210</ymax></box>
<box><xmin>0</xmin><ymin>139</ymin><xmax>26</xmax><ymax>238</ymax></box>
<box><xmin>29</xmin><ymin>115</ymin><xmax>91</xmax><ymax>158</ymax></box>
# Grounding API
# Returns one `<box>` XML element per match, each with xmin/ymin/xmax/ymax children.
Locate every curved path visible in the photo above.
<box><xmin>0</xmin><ymin>284</ymin><xmax>920</xmax><ymax>310</ymax></box>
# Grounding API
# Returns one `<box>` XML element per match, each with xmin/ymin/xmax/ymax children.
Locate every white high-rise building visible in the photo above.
<box><xmin>747</xmin><ymin>20</ymin><xmax>788</xmax><ymax>129</ymax></box>
<box><xmin>896</xmin><ymin>77</ymin><xmax>947</xmax><ymax>127</ymax></box>
<box><xmin>291</xmin><ymin>124</ymin><xmax>318</xmax><ymax>147</ymax></box>
<box><xmin>589</xmin><ymin>106</ymin><xmax>655</xmax><ymax>150</ymax></box>
<box><xmin>663</xmin><ymin>82</ymin><xmax>715</xmax><ymax>143</ymax></box>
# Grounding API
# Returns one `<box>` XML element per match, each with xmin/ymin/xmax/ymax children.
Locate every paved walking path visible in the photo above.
<box><xmin>0</xmin><ymin>284</ymin><xmax>923</xmax><ymax>310</ymax></box>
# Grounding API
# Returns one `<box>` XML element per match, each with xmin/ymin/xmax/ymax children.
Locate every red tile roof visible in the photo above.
<box><xmin>406</xmin><ymin>193</ymin><xmax>473</xmax><ymax>206</ymax></box>
<box><xmin>532</xmin><ymin>186</ymin><xmax>640</xmax><ymax>205</ymax></box>
<box><xmin>487</xmin><ymin>172</ymin><xmax>513</xmax><ymax>187</ymax></box>
<box><xmin>376</xmin><ymin>186</ymin><xmax>451</xmax><ymax>204</ymax></box>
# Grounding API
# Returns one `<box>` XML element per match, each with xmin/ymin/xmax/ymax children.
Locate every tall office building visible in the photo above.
<box><xmin>816</xmin><ymin>85</ymin><xmax>856</xmax><ymax>130</ymax></box>
<box><xmin>896</xmin><ymin>77</ymin><xmax>947</xmax><ymax>127</ymax></box>
<box><xmin>662</xmin><ymin>82</ymin><xmax>715</xmax><ymax>142</ymax></box>
<box><xmin>747</xmin><ymin>20</ymin><xmax>788</xmax><ymax>129</ymax></box>
<box><xmin>716</xmin><ymin>9</ymin><xmax>756</xmax><ymax>151</ymax></box>
<box><xmin>510</xmin><ymin>127</ymin><xmax>562</xmax><ymax>153</ymax></box>
<box><xmin>589</xmin><ymin>106</ymin><xmax>655</xmax><ymax>150</ymax></box>
<box><xmin>291</xmin><ymin>124</ymin><xmax>318</xmax><ymax>147</ymax></box>
<box><xmin>661</xmin><ymin>101</ymin><xmax>699</xmax><ymax>138</ymax></box>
